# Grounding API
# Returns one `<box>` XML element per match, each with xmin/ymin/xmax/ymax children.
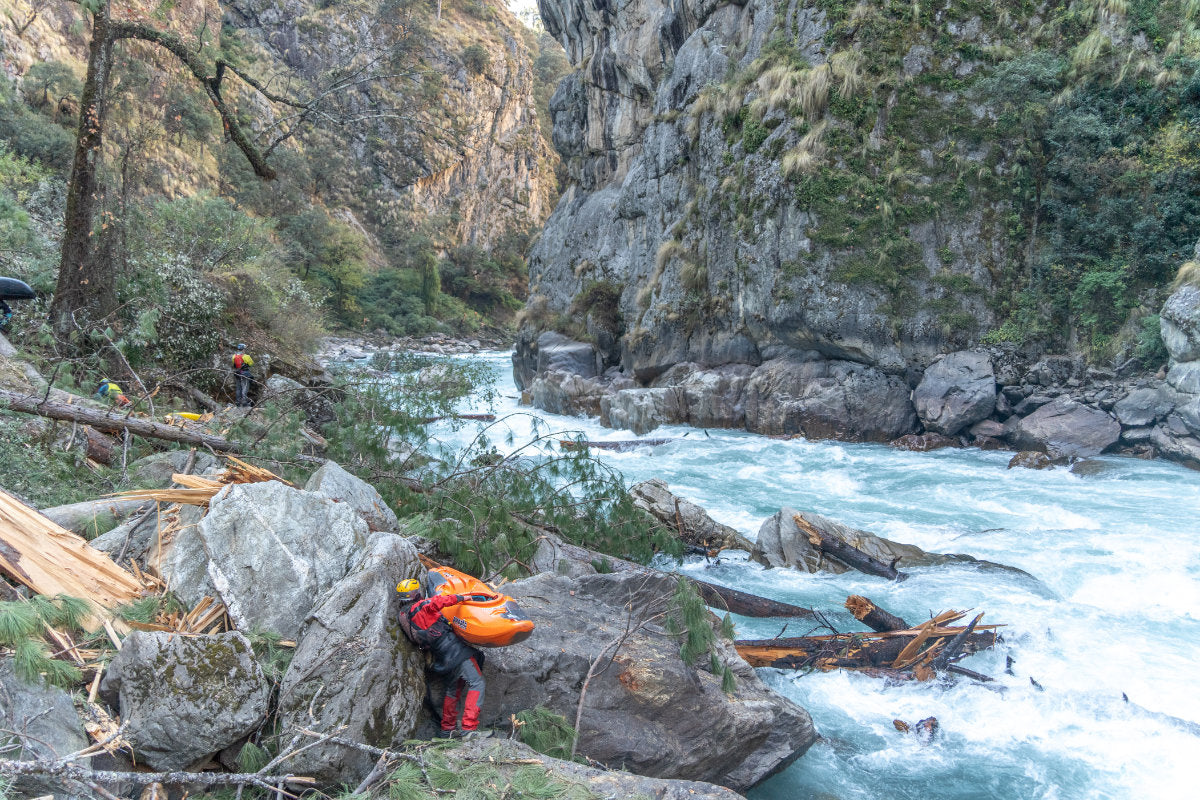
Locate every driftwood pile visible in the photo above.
<box><xmin>735</xmin><ymin>594</ymin><xmax>1001</xmax><ymax>682</ymax></box>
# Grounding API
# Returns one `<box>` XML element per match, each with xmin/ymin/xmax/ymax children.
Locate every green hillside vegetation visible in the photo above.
<box><xmin>687</xmin><ymin>0</ymin><xmax>1199</xmax><ymax>362</ymax></box>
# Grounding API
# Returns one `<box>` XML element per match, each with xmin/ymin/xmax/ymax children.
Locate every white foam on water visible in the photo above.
<box><xmin>445</xmin><ymin>353</ymin><xmax>1200</xmax><ymax>800</ymax></box>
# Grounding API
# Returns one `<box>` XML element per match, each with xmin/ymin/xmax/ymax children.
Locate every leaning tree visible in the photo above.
<box><xmin>49</xmin><ymin>0</ymin><xmax>421</xmax><ymax>336</ymax></box>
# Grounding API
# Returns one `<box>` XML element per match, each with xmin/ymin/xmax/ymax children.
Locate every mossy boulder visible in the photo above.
<box><xmin>100</xmin><ymin>631</ymin><xmax>269</xmax><ymax>772</ymax></box>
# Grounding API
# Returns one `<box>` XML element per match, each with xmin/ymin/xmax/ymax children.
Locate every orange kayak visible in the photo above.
<box><xmin>426</xmin><ymin>566</ymin><xmax>534</xmax><ymax>647</ymax></box>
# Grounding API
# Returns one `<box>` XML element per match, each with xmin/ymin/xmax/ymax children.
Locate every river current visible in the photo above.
<box><xmin>431</xmin><ymin>351</ymin><xmax>1199</xmax><ymax>800</ymax></box>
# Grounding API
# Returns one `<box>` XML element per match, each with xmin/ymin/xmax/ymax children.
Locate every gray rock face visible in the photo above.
<box><xmin>912</xmin><ymin>351</ymin><xmax>996</xmax><ymax>435</ymax></box>
<box><xmin>631</xmin><ymin>478</ymin><xmax>756</xmax><ymax>553</ymax></box>
<box><xmin>128</xmin><ymin>450</ymin><xmax>221</xmax><ymax>488</ymax></box>
<box><xmin>1167</xmin><ymin>360</ymin><xmax>1200</xmax><ymax>394</ymax></box>
<box><xmin>156</xmin><ymin>504</ymin><xmax>216</xmax><ymax>607</ymax></box>
<box><xmin>278</xmin><ymin>533</ymin><xmax>426</xmax><ymax>786</ymax></box>
<box><xmin>530</xmin><ymin>370</ymin><xmax>624</xmax><ymax>417</ymax></box>
<box><xmin>743</xmin><ymin>358</ymin><xmax>917</xmax><ymax>441</ymax></box>
<box><xmin>667</xmin><ymin>363</ymin><xmax>756</xmax><ymax>428</ymax></box>
<box><xmin>448</xmin><ymin>739</ymin><xmax>744</xmax><ymax>800</ymax></box>
<box><xmin>536</xmin><ymin>331</ymin><xmax>601</xmax><ymax>378</ymax></box>
<box><xmin>485</xmin><ymin>571</ymin><xmax>816</xmax><ymax>790</ymax></box>
<box><xmin>1008</xmin><ymin>397</ymin><xmax>1121</xmax><ymax>459</ymax></box>
<box><xmin>100</xmin><ymin>632</ymin><xmax>269</xmax><ymax>772</ymax></box>
<box><xmin>1151</xmin><ymin>420</ymin><xmax>1200</xmax><ymax>469</ymax></box>
<box><xmin>199</xmin><ymin>482</ymin><xmax>371</xmax><ymax>639</ymax></box>
<box><xmin>601</xmin><ymin>387</ymin><xmax>685</xmax><ymax>434</ymax></box>
<box><xmin>304</xmin><ymin>460</ymin><xmax>399</xmax><ymax>532</ymax></box>
<box><xmin>1160</xmin><ymin>284</ymin><xmax>1200</xmax><ymax>363</ymax></box>
<box><xmin>1113</xmin><ymin>386</ymin><xmax>1178</xmax><ymax>427</ymax></box>
<box><xmin>0</xmin><ymin>658</ymin><xmax>91</xmax><ymax>798</ymax></box>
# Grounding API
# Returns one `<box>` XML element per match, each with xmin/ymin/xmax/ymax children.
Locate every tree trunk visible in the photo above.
<box><xmin>845</xmin><ymin>594</ymin><xmax>910</xmax><ymax>632</ymax></box>
<box><xmin>0</xmin><ymin>389</ymin><xmax>240</xmax><ymax>451</ymax></box>
<box><xmin>50</xmin><ymin>2</ymin><xmax>117</xmax><ymax>335</ymax></box>
<box><xmin>694</xmin><ymin>580</ymin><xmax>815</xmax><ymax>619</ymax></box>
<box><xmin>793</xmin><ymin>514</ymin><xmax>909</xmax><ymax>581</ymax></box>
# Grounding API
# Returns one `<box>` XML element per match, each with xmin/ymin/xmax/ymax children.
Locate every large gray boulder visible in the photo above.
<box><xmin>1008</xmin><ymin>396</ymin><xmax>1121</xmax><ymax>459</ymax></box>
<box><xmin>127</xmin><ymin>450</ymin><xmax>221</xmax><ymax>489</ymax></box>
<box><xmin>0</xmin><ymin>658</ymin><xmax>91</xmax><ymax>798</ymax></box>
<box><xmin>667</xmin><ymin>363</ymin><xmax>755</xmax><ymax>428</ymax></box>
<box><xmin>1151</xmin><ymin>415</ymin><xmax>1200</xmax><ymax>469</ymax></box>
<box><xmin>753</xmin><ymin>508</ymin><xmax>1027</xmax><ymax>576</ymax></box>
<box><xmin>601</xmin><ymin>387</ymin><xmax>685</xmax><ymax>434</ymax></box>
<box><xmin>1160</xmin><ymin>283</ymin><xmax>1200</xmax><ymax>363</ymax></box>
<box><xmin>484</xmin><ymin>570</ymin><xmax>816</xmax><ymax>791</ymax></box>
<box><xmin>631</xmin><ymin>478</ymin><xmax>755</xmax><ymax>553</ymax></box>
<box><xmin>277</xmin><ymin>533</ymin><xmax>427</xmax><ymax>786</ymax></box>
<box><xmin>155</xmin><ymin>504</ymin><xmax>216</xmax><ymax>608</ymax></box>
<box><xmin>536</xmin><ymin>331</ymin><xmax>600</xmax><ymax>378</ymax></box>
<box><xmin>912</xmin><ymin>351</ymin><xmax>996</xmax><ymax>435</ymax></box>
<box><xmin>448</xmin><ymin>738</ymin><xmax>744</xmax><ymax>800</ymax></box>
<box><xmin>530</xmin><ymin>370</ymin><xmax>622</xmax><ymax>417</ymax></box>
<box><xmin>200</xmin><ymin>482</ymin><xmax>371</xmax><ymax>638</ymax></box>
<box><xmin>99</xmin><ymin>631</ymin><xmax>269</xmax><ymax>772</ymax></box>
<box><xmin>1113</xmin><ymin>386</ymin><xmax>1179</xmax><ymax>427</ymax></box>
<box><xmin>304</xmin><ymin>460</ymin><xmax>399</xmax><ymax>532</ymax></box>
<box><xmin>743</xmin><ymin>357</ymin><xmax>918</xmax><ymax>442</ymax></box>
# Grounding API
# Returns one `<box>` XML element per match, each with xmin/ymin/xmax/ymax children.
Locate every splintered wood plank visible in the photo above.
<box><xmin>0</xmin><ymin>491</ymin><xmax>144</xmax><ymax>631</ymax></box>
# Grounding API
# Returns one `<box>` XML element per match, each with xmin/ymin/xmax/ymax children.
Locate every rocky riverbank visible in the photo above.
<box><xmin>512</xmin><ymin>279</ymin><xmax>1200</xmax><ymax>470</ymax></box>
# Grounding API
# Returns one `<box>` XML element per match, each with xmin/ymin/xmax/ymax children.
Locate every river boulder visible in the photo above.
<box><xmin>631</xmin><ymin>478</ymin><xmax>756</xmax><ymax>553</ymax></box>
<box><xmin>1160</xmin><ymin>283</ymin><xmax>1200</xmax><ymax>363</ymax></box>
<box><xmin>601</xmin><ymin>387</ymin><xmax>684</xmax><ymax>434</ymax></box>
<box><xmin>304</xmin><ymin>459</ymin><xmax>399</xmax><ymax>532</ymax></box>
<box><xmin>1151</xmin><ymin>415</ymin><xmax>1200</xmax><ymax>468</ymax></box>
<box><xmin>912</xmin><ymin>350</ymin><xmax>996</xmax><ymax>435</ymax></box>
<box><xmin>277</xmin><ymin>532</ymin><xmax>426</xmax><ymax>786</ymax></box>
<box><xmin>99</xmin><ymin>631</ymin><xmax>269</xmax><ymax>772</ymax></box>
<box><xmin>1007</xmin><ymin>396</ymin><xmax>1121</xmax><ymax>459</ymax></box>
<box><xmin>198</xmin><ymin>482</ymin><xmax>371</xmax><ymax>639</ymax></box>
<box><xmin>0</xmin><ymin>658</ymin><xmax>91</xmax><ymax>798</ymax></box>
<box><xmin>536</xmin><ymin>331</ymin><xmax>601</xmax><ymax>378</ymax></box>
<box><xmin>743</xmin><ymin>357</ymin><xmax>917</xmax><ymax>442</ymax></box>
<box><xmin>530</xmin><ymin>370</ymin><xmax>621</xmax><ymax>417</ymax></box>
<box><xmin>483</xmin><ymin>570</ymin><xmax>815</xmax><ymax>791</ymax></box>
<box><xmin>1113</xmin><ymin>386</ymin><xmax>1179</xmax><ymax>427</ymax></box>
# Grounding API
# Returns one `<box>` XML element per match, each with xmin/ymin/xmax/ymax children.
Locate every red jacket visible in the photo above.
<box><xmin>404</xmin><ymin>594</ymin><xmax>481</xmax><ymax>674</ymax></box>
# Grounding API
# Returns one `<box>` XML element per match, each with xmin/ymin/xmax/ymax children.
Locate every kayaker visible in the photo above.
<box><xmin>396</xmin><ymin>578</ymin><xmax>491</xmax><ymax>739</ymax></box>
<box><xmin>94</xmin><ymin>379</ymin><xmax>130</xmax><ymax>407</ymax></box>
<box><xmin>231</xmin><ymin>343</ymin><xmax>254</xmax><ymax>407</ymax></box>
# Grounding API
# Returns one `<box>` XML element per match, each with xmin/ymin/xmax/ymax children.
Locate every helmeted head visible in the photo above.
<box><xmin>236</xmin><ymin>343</ymin><xmax>246</xmax><ymax>351</ymax></box>
<box><xmin>396</xmin><ymin>578</ymin><xmax>423</xmax><ymax>603</ymax></box>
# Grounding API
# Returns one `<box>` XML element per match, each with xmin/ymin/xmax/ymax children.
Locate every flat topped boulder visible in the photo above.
<box><xmin>99</xmin><ymin>631</ymin><xmax>268</xmax><ymax>772</ymax></box>
<box><xmin>1008</xmin><ymin>396</ymin><xmax>1121</xmax><ymax>460</ymax></box>
<box><xmin>536</xmin><ymin>331</ymin><xmax>600</xmax><ymax>378</ymax></box>
<box><xmin>912</xmin><ymin>350</ymin><xmax>996</xmax><ymax>435</ymax></box>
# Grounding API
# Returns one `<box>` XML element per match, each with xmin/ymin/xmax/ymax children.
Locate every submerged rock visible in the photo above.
<box><xmin>890</xmin><ymin>432</ymin><xmax>960</xmax><ymax>452</ymax></box>
<box><xmin>100</xmin><ymin>631</ymin><xmax>269</xmax><ymax>772</ymax></box>
<box><xmin>277</xmin><ymin>532</ymin><xmax>426</xmax><ymax>786</ymax></box>
<box><xmin>1008</xmin><ymin>450</ymin><xmax>1054</xmax><ymax>470</ymax></box>
<box><xmin>485</xmin><ymin>570</ymin><xmax>815</xmax><ymax>790</ymax></box>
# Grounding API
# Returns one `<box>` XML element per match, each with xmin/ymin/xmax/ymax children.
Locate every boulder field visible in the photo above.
<box><xmin>19</xmin><ymin>461</ymin><xmax>816</xmax><ymax>795</ymax></box>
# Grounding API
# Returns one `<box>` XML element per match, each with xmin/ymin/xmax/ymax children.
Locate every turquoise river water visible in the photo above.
<box><xmin>431</xmin><ymin>351</ymin><xmax>1200</xmax><ymax>800</ymax></box>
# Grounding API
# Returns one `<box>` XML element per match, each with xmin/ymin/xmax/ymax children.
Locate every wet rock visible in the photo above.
<box><xmin>968</xmin><ymin>419</ymin><xmax>1006</xmax><ymax>439</ymax></box>
<box><xmin>601</xmin><ymin>387</ymin><xmax>684</xmax><ymax>434</ymax></box>
<box><xmin>449</xmin><ymin>738</ymin><xmax>744</xmax><ymax>799</ymax></box>
<box><xmin>304</xmin><ymin>459</ymin><xmax>399</xmax><ymax>533</ymax></box>
<box><xmin>0</xmin><ymin>658</ymin><xmax>91</xmax><ymax>798</ymax></box>
<box><xmin>655</xmin><ymin>363</ymin><xmax>755</xmax><ymax>428</ymax></box>
<box><xmin>199</xmin><ymin>482</ymin><xmax>370</xmax><ymax>639</ymax></box>
<box><xmin>530</xmin><ymin>370</ymin><xmax>621</xmax><ymax>417</ymax></box>
<box><xmin>631</xmin><ymin>478</ymin><xmax>756</xmax><ymax>552</ymax></box>
<box><xmin>1008</xmin><ymin>397</ymin><xmax>1121</xmax><ymax>459</ymax></box>
<box><xmin>100</xmin><ymin>631</ymin><xmax>269</xmax><ymax>772</ymax></box>
<box><xmin>890</xmin><ymin>432</ymin><xmax>960</xmax><ymax>452</ymax></box>
<box><xmin>1151</xmin><ymin>419</ymin><xmax>1200</xmax><ymax>469</ymax></box>
<box><xmin>486</xmin><ymin>570</ymin><xmax>815</xmax><ymax>790</ymax></box>
<box><xmin>277</xmin><ymin>533</ymin><xmax>426</xmax><ymax>786</ymax></box>
<box><xmin>1008</xmin><ymin>451</ymin><xmax>1054</xmax><ymax>470</ymax></box>
<box><xmin>973</xmin><ymin>435</ymin><xmax>1008</xmax><ymax>451</ymax></box>
<box><xmin>753</xmin><ymin>508</ymin><xmax>991</xmax><ymax>572</ymax></box>
<box><xmin>1113</xmin><ymin>386</ymin><xmax>1178</xmax><ymax>427</ymax></box>
<box><xmin>912</xmin><ymin>351</ymin><xmax>996</xmax><ymax>435</ymax></box>
<box><xmin>743</xmin><ymin>357</ymin><xmax>917</xmax><ymax>442</ymax></box>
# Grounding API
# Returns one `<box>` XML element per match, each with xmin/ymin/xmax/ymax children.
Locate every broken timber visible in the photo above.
<box><xmin>0</xmin><ymin>388</ymin><xmax>240</xmax><ymax>452</ymax></box>
<box><xmin>421</xmin><ymin>413</ymin><xmax>497</xmax><ymax>423</ymax></box>
<box><xmin>734</xmin><ymin>601</ymin><xmax>1001</xmax><ymax>680</ymax></box>
<box><xmin>694</xmin><ymin>580</ymin><xmax>815</xmax><ymax>619</ymax></box>
<box><xmin>793</xmin><ymin>514</ymin><xmax>908</xmax><ymax>581</ymax></box>
<box><xmin>559</xmin><ymin>438</ymin><xmax>675</xmax><ymax>452</ymax></box>
<box><xmin>845</xmin><ymin>594</ymin><xmax>909</xmax><ymax>632</ymax></box>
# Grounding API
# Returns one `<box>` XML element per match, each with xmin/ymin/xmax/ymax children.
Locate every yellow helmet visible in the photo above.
<box><xmin>396</xmin><ymin>578</ymin><xmax>422</xmax><ymax>602</ymax></box>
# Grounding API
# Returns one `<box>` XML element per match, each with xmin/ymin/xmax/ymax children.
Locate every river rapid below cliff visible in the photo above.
<box><xmin>429</xmin><ymin>351</ymin><xmax>1199</xmax><ymax>800</ymax></box>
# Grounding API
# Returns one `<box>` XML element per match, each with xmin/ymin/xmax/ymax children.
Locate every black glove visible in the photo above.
<box><xmin>454</xmin><ymin>594</ymin><xmax>468</xmax><ymax>603</ymax></box>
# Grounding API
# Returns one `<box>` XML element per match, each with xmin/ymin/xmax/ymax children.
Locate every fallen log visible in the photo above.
<box><xmin>560</xmin><ymin>438</ymin><xmax>675</xmax><ymax>452</ymax></box>
<box><xmin>421</xmin><ymin>413</ymin><xmax>497</xmax><ymax>423</ymax></box>
<box><xmin>845</xmin><ymin>594</ymin><xmax>909</xmax><ymax>632</ymax></box>
<box><xmin>694</xmin><ymin>580</ymin><xmax>815</xmax><ymax>619</ymax></box>
<box><xmin>0</xmin><ymin>389</ymin><xmax>240</xmax><ymax>452</ymax></box>
<box><xmin>793</xmin><ymin>514</ymin><xmax>908</xmax><ymax>581</ymax></box>
<box><xmin>735</xmin><ymin>627</ymin><xmax>998</xmax><ymax>672</ymax></box>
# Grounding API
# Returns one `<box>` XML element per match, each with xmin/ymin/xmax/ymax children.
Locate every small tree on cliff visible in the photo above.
<box><xmin>50</xmin><ymin>0</ymin><xmax>420</xmax><ymax>336</ymax></box>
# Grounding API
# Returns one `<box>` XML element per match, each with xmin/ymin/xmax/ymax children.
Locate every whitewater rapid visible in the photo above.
<box><xmin>433</xmin><ymin>352</ymin><xmax>1200</xmax><ymax>800</ymax></box>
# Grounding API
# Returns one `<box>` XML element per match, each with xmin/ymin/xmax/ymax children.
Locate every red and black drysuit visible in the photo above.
<box><xmin>402</xmin><ymin>593</ymin><xmax>486</xmax><ymax>732</ymax></box>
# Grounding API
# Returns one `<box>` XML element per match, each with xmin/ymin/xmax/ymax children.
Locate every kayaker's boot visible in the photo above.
<box><xmin>461</xmin><ymin>689</ymin><xmax>483</xmax><ymax>733</ymax></box>
<box><xmin>441</xmin><ymin>680</ymin><xmax>463</xmax><ymax>732</ymax></box>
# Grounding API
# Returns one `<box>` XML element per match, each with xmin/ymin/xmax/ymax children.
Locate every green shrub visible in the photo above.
<box><xmin>462</xmin><ymin>43</ymin><xmax>490</xmax><ymax>75</ymax></box>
